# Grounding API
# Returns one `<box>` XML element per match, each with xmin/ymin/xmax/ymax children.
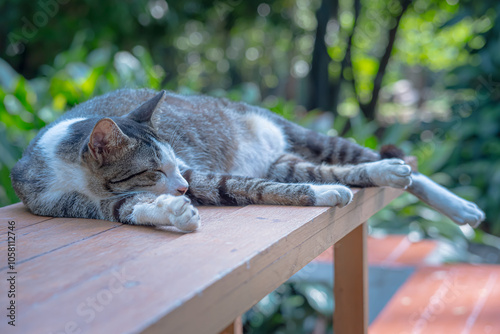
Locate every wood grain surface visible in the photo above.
<box><xmin>0</xmin><ymin>187</ymin><xmax>403</xmax><ymax>334</ymax></box>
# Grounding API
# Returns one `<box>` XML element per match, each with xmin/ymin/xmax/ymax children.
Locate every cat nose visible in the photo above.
<box><xmin>176</xmin><ymin>186</ymin><xmax>188</xmax><ymax>195</ymax></box>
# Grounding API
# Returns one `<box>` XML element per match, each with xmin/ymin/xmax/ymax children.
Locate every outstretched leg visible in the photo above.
<box><xmin>408</xmin><ymin>173</ymin><xmax>485</xmax><ymax>228</ymax></box>
<box><xmin>182</xmin><ymin>169</ymin><xmax>354</xmax><ymax>208</ymax></box>
<box><xmin>266</xmin><ymin>154</ymin><xmax>412</xmax><ymax>189</ymax></box>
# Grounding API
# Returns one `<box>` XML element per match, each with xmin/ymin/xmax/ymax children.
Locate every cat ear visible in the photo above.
<box><xmin>126</xmin><ymin>90</ymin><xmax>166</xmax><ymax>125</ymax></box>
<box><xmin>88</xmin><ymin>118</ymin><xmax>131</xmax><ymax>164</ymax></box>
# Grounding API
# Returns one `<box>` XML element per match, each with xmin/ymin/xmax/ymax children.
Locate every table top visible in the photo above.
<box><xmin>0</xmin><ymin>186</ymin><xmax>403</xmax><ymax>334</ymax></box>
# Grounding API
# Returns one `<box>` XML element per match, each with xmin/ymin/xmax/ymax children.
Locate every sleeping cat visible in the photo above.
<box><xmin>11</xmin><ymin>89</ymin><xmax>485</xmax><ymax>232</ymax></box>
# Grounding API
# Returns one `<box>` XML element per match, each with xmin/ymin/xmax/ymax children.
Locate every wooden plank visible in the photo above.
<box><xmin>0</xmin><ymin>206</ymin><xmax>240</xmax><ymax>313</ymax></box>
<box><xmin>0</xmin><ymin>206</ymin><xmax>242</xmax><ymax>310</ymax></box>
<box><xmin>0</xmin><ymin>202</ymin><xmax>51</xmax><ymax>234</ymax></box>
<box><xmin>0</xmin><ymin>187</ymin><xmax>402</xmax><ymax>334</ymax></box>
<box><xmin>0</xmin><ymin>217</ymin><xmax>122</xmax><ymax>266</ymax></box>
<box><xmin>195</xmin><ymin>206</ymin><xmax>243</xmax><ymax>221</ymax></box>
<box><xmin>3</xmin><ymin>204</ymin><xmax>331</xmax><ymax>334</ymax></box>
<box><xmin>334</xmin><ymin>222</ymin><xmax>368</xmax><ymax>334</ymax></box>
<box><xmin>144</xmin><ymin>188</ymin><xmax>402</xmax><ymax>334</ymax></box>
<box><xmin>0</xmin><ymin>204</ymin><xmax>239</xmax><ymax>237</ymax></box>
<box><xmin>15</xmin><ymin>187</ymin><xmax>398</xmax><ymax>334</ymax></box>
<box><xmin>0</xmin><ymin>205</ymin><xmax>241</xmax><ymax>266</ymax></box>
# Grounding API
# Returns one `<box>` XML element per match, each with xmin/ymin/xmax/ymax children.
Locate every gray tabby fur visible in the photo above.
<box><xmin>11</xmin><ymin>89</ymin><xmax>485</xmax><ymax>231</ymax></box>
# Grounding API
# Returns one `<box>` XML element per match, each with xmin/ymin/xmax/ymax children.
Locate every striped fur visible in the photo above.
<box><xmin>11</xmin><ymin>89</ymin><xmax>485</xmax><ymax>231</ymax></box>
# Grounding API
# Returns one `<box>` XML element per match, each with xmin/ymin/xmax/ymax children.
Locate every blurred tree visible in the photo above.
<box><xmin>1</xmin><ymin>0</ymin><xmax>302</xmax><ymax>96</ymax></box>
<box><xmin>307</xmin><ymin>0</ymin><xmax>413</xmax><ymax>132</ymax></box>
<box><xmin>437</xmin><ymin>0</ymin><xmax>500</xmax><ymax>234</ymax></box>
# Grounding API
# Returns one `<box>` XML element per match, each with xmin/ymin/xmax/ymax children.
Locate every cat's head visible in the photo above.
<box><xmin>81</xmin><ymin>90</ymin><xmax>189</xmax><ymax>198</ymax></box>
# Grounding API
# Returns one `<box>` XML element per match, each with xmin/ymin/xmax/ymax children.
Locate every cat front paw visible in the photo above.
<box><xmin>311</xmin><ymin>184</ymin><xmax>353</xmax><ymax>208</ymax></box>
<box><xmin>367</xmin><ymin>159</ymin><xmax>412</xmax><ymax>189</ymax></box>
<box><xmin>132</xmin><ymin>194</ymin><xmax>201</xmax><ymax>232</ymax></box>
<box><xmin>155</xmin><ymin>195</ymin><xmax>201</xmax><ymax>231</ymax></box>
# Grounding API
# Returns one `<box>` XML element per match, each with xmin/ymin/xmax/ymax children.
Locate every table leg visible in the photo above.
<box><xmin>333</xmin><ymin>222</ymin><xmax>368</xmax><ymax>334</ymax></box>
<box><xmin>219</xmin><ymin>316</ymin><xmax>243</xmax><ymax>334</ymax></box>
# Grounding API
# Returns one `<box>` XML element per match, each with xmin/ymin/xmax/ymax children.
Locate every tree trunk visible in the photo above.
<box><xmin>308</xmin><ymin>0</ymin><xmax>338</xmax><ymax>110</ymax></box>
<box><xmin>359</xmin><ymin>0</ymin><xmax>412</xmax><ymax>119</ymax></box>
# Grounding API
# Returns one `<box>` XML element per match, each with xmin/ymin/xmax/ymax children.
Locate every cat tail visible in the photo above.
<box><xmin>378</xmin><ymin>144</ymin><xmax>486</xmax><ymax>228</ymax></box>
<box><xmin>379</xmin><ymin>144</ymin><xmax>405</xmax><ymax>160</ymax></box>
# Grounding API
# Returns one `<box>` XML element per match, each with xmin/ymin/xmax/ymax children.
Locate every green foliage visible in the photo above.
<box><xmin>244</xmin><ymin>282</ymin><xmax>333</xmax><ymax>334</ymax></box>
<box><xmin>440</xmin><ymin>0</ymin><xmax>500</xmax><ymax>234</ymax></box>
<box><xmin>0</xmin><ymin>43</ymin><xmax>165</xmax><ymax>206</ymax></box>
<box><xmin>1</xmin><ymin>0</ymin><xmax>318</xmax><ymax>97</ymax></box>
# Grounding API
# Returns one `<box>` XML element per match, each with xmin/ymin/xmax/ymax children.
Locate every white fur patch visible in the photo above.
<box><xmin>366</xmin><ymin>159</ymin><xmax>412</xmax><ymax>188</ymax></box>
<box><xmin>38</xmin><ymin>118</ymin><xmax>92</xmax><ymax>203</ymax></box>
<box><xmin>311</xmin><ymin>184</ymin><xmax>353</xmax><ymax>207</ymax></box>
<box><xmin>151</xmin><ymin>139</ymin><xmax>188</xmax><ymax>195</ymax></box>
<box><xmin>131</xmin><ymin>194</ymin><xmax>200</xmax><ymax>231</ymax></box>
<box><xmin>153</xmin><ymin>138</ymin><xmax>176</xmax><ymax>163</ymax></box>
<box><xmin>230</xmin><ymin>114</ymin><xmax>287</xmax><ymax>178</ymax></box>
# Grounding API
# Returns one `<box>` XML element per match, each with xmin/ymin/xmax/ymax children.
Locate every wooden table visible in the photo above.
<box><xmin>0</xmin><ymin>187</ymin><xmax>403</xmax><ymax>334</ymax></box>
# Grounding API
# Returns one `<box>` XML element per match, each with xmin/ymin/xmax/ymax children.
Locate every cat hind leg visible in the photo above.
<box><xmin>374</xmin><ymin>146</ymin><xmax>485</xmax><ymax>227</ymax></box>
<box><xmin>408</xmin><ymin>173</ymin><xmax>485</xmax><ymax>228</ymax></box>
<box><xmin>267</xmin><ymin>153</ymin><xmax>412</xmax><ymax>189</ymax></box>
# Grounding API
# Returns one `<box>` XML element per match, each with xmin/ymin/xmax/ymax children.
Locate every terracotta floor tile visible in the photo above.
<box><xmin>391</xmin><ymin>239</ymin><xmax>438</xmax><ymax>267</ymax></box>
<box><xmin>369</xmin><ymin>265</ymin><xmax>500</xmax><ymax>334</ymax></box>
<box><xmin>313</xmin><ymin>235</ymin><xmax>438</xmax><ymax>266</ymax></box>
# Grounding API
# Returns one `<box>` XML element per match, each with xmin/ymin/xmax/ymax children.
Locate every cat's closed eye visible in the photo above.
<box><xmin>134</xmin><ymin>171</ymin><xmax>164</xmax><ymax>184</ymax></box>
<box><xmin>109</xmin><ymin>170</ymin><xmax>150</xmax><ymax>184</ymax></box>
<box><xmin>109</xmin><ymin>170</ymin><xmax>164</xmax><ymax>188</ymax></box>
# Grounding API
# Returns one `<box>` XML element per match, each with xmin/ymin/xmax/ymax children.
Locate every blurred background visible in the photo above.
<box><xmin>1</xmin><ymin>0</ymin><xmax>500</xmax><ymax>332</ymax></box>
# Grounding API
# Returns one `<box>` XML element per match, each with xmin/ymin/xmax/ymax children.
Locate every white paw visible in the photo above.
<box><xmin>367</xmin><ymin>159</ymin><xmax>412</xmax><ymax>189</ymax></box>
<box><xmin>132</xmin><ymin>195</ymin><xmax>201</xmax><ymax>232</ymax></box>
<box><xmin>311</xmin><ymin>184</ymin><xmax>353</xmax><ymax>208</ymax></box>
<box><xmin>446</xmin><ymin>198</ymin><xmax>485</xmax><ymax>228</ymax></box>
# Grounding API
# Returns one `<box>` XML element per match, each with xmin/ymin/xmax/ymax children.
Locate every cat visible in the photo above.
<box><xmin>11</xmin><ymin>89</ymin><xmax>485</xmax><ymax>232</ymax></box>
